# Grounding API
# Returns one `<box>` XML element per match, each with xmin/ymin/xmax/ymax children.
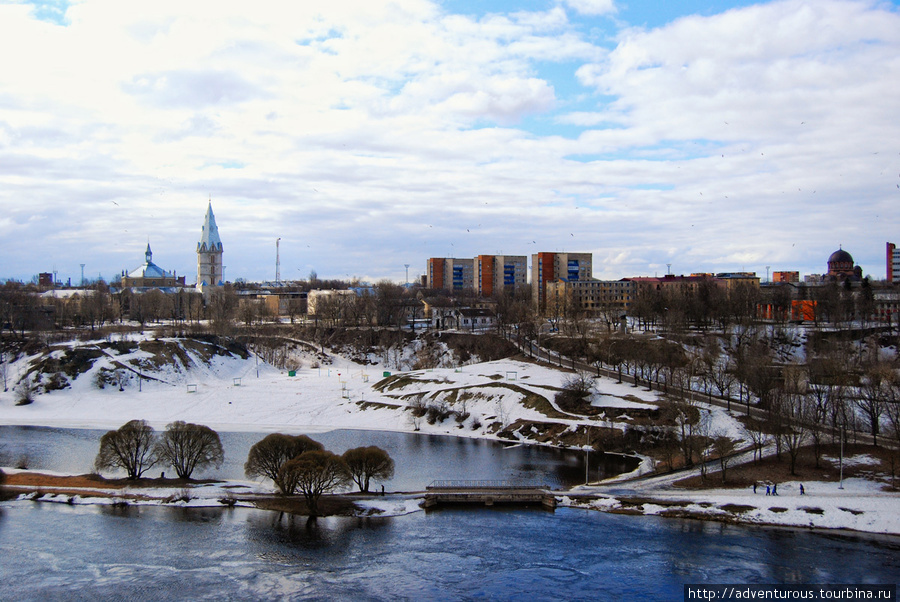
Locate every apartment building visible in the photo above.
<box><xmin>888</xmin><ymin>242</ymin><xmax>900</xmax><ymax>283</ymax></box>
<box><xmin>426</xmin><ymin>258</ymin><xmax>476</xmax><ymax>291</ymax></box>
<box><xmin>531</xmin><ymin>252</ymin><xmax>592</xmax><ymax>310</ymax></box>
<box><xmin>476</xmin><ymin>255</ymin><xmax>527</xmax><ymax>297</ymax></box>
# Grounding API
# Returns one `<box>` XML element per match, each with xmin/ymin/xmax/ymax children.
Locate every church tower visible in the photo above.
<box><xmin>197</xmin><ymin>201</ymin><xmax>224</xmax><ymax>293</ymax></box>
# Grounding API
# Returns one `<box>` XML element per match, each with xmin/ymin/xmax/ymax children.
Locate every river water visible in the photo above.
<box><xmin>0</xmin><ymin>425</ymin><xmax>638</xmax><ymax>490</ymax></box>
<box><xmin>1</xmin><ymin>426</ymin><xmax>898</xmax><ymax>600</ymax></box>
<box><xmin>1</xmin><ymin>503</ymin><xmax>898</xmax><ymax>600</ymax></box>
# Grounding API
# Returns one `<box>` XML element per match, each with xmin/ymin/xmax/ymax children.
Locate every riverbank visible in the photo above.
<box><xmin>0</xmin><ymin>469</ymin><xmax>426</xmax><ymax>517</ymax></box>
<box><xmin>5</xmin><ymin>466</ymin><xmax>900</xmax><ymax>536</ymax></box>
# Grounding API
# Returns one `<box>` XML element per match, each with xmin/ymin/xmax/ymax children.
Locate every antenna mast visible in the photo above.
<box><xmin>275</xmin><ymin>238</ymin><xmax>281</xmax><ymax>285</ymax></box>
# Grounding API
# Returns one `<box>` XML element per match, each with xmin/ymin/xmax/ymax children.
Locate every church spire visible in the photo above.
<box><xmin>197</xmin><ymin>200</ymin><xmax>224</xmax><ymax>292</ymax></box>
<box><xmin>145</xmin><ymin>243</ymin><xmax>152</xmax><ymax>263</ymax></box>
<box><xmin>198</xmin><ymin>201</ymin><xmax>223</xmax><ymax>253</ymax></box>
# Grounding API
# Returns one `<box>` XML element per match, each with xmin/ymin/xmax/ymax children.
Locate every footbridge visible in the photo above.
<box><xmin>424</xmin><ymin>480</ymin><xmax>557</xmax><ymax>510</ymax></box>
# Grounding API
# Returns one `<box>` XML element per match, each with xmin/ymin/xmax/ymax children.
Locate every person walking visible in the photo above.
<box><xmin>799</xmin><ymin>484</ymin><xmax>805</xmax><ymax>495</ymax></box>
<box><xmin>753</xmin><ymin>483</ymin><xmax>757</xmax><ymax>494</ymax></box>
<box><xmin>772</xmin><ymin>484</ymin><xmax>778</xmax><ymax>496</ymax></box>
<box><xmin>766</xmin><ymin>485</ymin><xmax>770</xmax><ymax>496</ymax></box>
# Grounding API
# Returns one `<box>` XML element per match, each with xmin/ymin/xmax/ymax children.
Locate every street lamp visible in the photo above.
<box><xmin>838</xmin><ymin>421</ymin><xmax>845</xmax><ymax>490</ymax></box>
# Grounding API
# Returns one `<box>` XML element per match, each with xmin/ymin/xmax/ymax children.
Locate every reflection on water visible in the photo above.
<box><xmin>1</xmin><ymin>502</ymin><xmax>897</xmax><ymax>601</ymax></box>
<box><xmin>0</xmin><ymin>425</ymin><xmax>639</xmax><ymax>489</ymax></box>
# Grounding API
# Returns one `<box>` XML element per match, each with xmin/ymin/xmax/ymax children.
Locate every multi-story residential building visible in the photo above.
<box><xmin>531</xmin><ymin>252</ymin><xmax>592</xmax><ymax>310</ymax></box>
<box><xmin>476</xmin><ymin>255</ymin><xmax>527</xmax><ymax>297</ymax></box>
<box><xmin>888</xmin><ymin>242</ymin><xmax>900</xmax><ymax>283</ymax></box>
<box><xmin>773</xmin><ymin>271</ymin><xmax>800</xmax><ymax>284</ymax></box>
<box><xmin>426</xmin><ymin>257</ymin><xmax>476</xmax><ymax>291</ymax></box>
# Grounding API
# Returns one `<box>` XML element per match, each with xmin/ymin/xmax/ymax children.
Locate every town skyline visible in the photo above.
<box><xmin>1</xmin><ymin>0</ymin><xmax>898</xmax><ymax>284</ymax></box>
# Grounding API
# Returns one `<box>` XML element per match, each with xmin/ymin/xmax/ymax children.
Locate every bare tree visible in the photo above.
<box><xmin>94</xmin><ymin>419</ymin><xmax>159</xmax><ymax>480</ymax></box>
<box><xmin>278</xmin><ymin>450</ymin><xmax>350</xmax><ymax>517</ymax></box>
<box><xmin>711</xmin><ymin>434</ymin><xmax>737</xmax><ymax>482</ymax></box>
<box><xmin>244</xmin><ymin>433</ymin><xmax>323</xmax><ymax>494</ymax></box>
<box><xmin>855</xmin><ymin>363</ymin><xmax>893</xmax><ymax>446</ymax></box>
<box><xmin>154</xmin><ymin>421</ymin><xmax>225</xmax><ymax>479</ymax></box>
<box><xmin>342</xmin><ymin>446</ymin><xmax>395</xmax><ymax>492</ymax></box>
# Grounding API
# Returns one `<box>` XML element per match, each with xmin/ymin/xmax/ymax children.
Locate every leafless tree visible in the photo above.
<box><xmin>154</xmin><ymin>421</ymin><xmax>224</xmax><ymax>479</ymax></box>
<box><xmin>855</xmin><ymin>363</ymin><xmax>893</xmax><ymax>446</ymax></box>
<box><xmin>278</xmin><ymin>450</ymin><xmax>350</xmax><ymax>517</ymax></box>
<box><xmin>711</xmin><ymin>434</ymin><xmax>737</xmax><ymax>483</ymax></box>
<box><xmin>244</xmin><ymin>433</ymin><xmax>324</xmax><ymax>494</ymax></box>
<box><xmin>342</xmin><ymin>446</ymin><xmax>395</xmax><ymax>492</ymax></box>
<box><xmin>94</xmin><ymin>419</ymin><xmax>159</xmax><ymax>480</ymax></box>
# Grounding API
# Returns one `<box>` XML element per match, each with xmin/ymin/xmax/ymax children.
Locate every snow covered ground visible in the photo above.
<box><xmin>0</xmin><ymin>335</ymin><xmax>664</xmax><ymax>439</ymax></box>
<box><xmin>2</xmin><ymin>334</ymin><xmax>898</xmax><ymax>535</ymax></box>
<box><xmin>563</xmin><ymin>450</ymin><xmax>900</xmax><ymax>536</ymax></box>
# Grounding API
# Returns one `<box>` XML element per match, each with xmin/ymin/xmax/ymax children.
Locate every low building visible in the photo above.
<box><xmin>544</xmin><ymin>279</ymin><xmax>635</xmax><ymax>316</ymax></box>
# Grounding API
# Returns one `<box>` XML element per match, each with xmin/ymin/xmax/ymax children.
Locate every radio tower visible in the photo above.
<box><xmin>275</xmin><ymin>238</ymin><xmax>281</xmax><ymax>285</ymax></box>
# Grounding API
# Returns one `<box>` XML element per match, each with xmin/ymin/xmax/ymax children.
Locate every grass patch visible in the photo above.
<box><xmin>769</xmin><ymin>507</ymin><xmax>788</xmax><ymax>513</ymax></box>
<box><xmin>355</xmin><ymin>401</ymin><xmax>402</xmax><ymax>410</ymax></box>
<box><xmin>719</xmin><ymin>504</ymin><xmax>755</xmax><ymax>514</ymax></box>
<box><xmin>800</xmin><ymin>507</ymin><xmax>825</xmax><ymax>515</ymax></box>
<box><xmin>838</xmin><ymin>507</ymin><xmax>864</xmax><ymax>516</ymax></box>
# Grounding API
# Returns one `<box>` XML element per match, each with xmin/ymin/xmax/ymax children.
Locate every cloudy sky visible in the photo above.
<box><xmin>1</xmin><ymin>0</ymin><xmax>898</xmax><ymax>285</ymax></box>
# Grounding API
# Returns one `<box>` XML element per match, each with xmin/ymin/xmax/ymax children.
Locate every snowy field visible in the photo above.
<box><xmin>0</xmin><ymin>336</ymin><xmax>663</xmax><ymax>439</ymax></box>
<box><xmin>2</xmin><ymin>335</ymin><xmax>898</xmax><ymax>535</ymax></box>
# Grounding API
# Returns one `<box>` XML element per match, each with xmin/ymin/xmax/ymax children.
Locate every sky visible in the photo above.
<box><xmin>1</xmin><ymin>0</ymin><xmax>899</xmax><ymax>285</ymax></box>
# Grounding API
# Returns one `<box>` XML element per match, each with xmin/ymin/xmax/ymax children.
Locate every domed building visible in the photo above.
<box><xmin>826</xmin><ymin>247</ymin><xmax>862</xmax><ymax>281</ymax></box>
<box><xmin>120</xmin><ymin>244</ymin><xmax>186</xmax><ymax>290</ymax></box>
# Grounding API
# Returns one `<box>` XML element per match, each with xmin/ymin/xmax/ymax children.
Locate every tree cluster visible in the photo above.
<box><xmin>244</xmin><ymin>434</ymin><xmax>395</xmax><ymax>516</ymax></box>
<box><xmin>94</xmin><ymin>420</ymin><xmax>224</xmax><ymax>480</ymax></box>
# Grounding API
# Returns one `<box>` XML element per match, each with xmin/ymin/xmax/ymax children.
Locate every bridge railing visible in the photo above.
<box><xmin>426</xmin><ymin>480</ymin><xmax>548</xmax><ymax>490</ymax></box>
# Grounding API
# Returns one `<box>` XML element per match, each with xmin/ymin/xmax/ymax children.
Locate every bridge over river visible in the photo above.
<box><xmin>424</xmin><ymin>480</ymin><xmax>557</xmax><ymax>510</ymax></box>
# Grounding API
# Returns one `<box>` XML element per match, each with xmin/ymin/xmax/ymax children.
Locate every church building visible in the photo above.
<box><xmin>120</xmin><ymin>244</ymin><xmax>186</xmax><ymax>290</ymax></box>
<box><xmin>197</xmin><ymin>202</ymin><xmax>224</xmax><ymax>293</ymax></box>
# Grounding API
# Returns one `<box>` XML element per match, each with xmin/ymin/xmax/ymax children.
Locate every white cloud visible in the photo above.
<box><xmin>563</xmin><ymin>0</ymin><xmax>617</xmax><ymax>17</ymax></box>
<box><xmin>0</xmin><ymin>0</ymin><xmax>898</xmax><ymax>283</ymax></box>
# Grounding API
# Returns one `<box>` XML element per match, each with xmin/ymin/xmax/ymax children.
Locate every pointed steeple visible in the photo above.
<box><xmin>197</xmin><ymin>200</ymin><xmax>224</xmax><ymax>292</ymax></box>
<box><xmin>145</xmin><ymin>243</ymin><xmax>152</xmax><ymax>264</ymax></box>
<box><xmin>198</xmin><ymin>201</ymin><xmax>223</xmax><ymax>253</ymax></box>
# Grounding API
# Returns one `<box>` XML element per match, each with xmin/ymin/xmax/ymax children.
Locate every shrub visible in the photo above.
<box><xmin>15</xmin><ymin>381</ymin><xmax>35</xmax><ymax>406</ymax></box>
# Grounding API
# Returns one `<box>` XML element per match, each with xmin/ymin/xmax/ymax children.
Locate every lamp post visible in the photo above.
<box><xmin>584</xmin><ymin>425</ymin><xmax>590</xmax><ymax>485</ymax></box>
<box><xmin>838</xmin><ymin>422</ymin><xmax>845</xmax><ymax>490</ymax></box>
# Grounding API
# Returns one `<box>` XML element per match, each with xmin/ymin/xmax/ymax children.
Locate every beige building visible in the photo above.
<box><xmin>545</xmin><ymin>279</ymin><xmax>636</xmax><ymax>316</ymax></box>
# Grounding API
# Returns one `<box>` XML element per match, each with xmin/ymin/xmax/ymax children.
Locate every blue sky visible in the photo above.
<box><xmin>1</xmin><ymin>0</ymin><xmax>899</xmax><ymax>285</ymax></box>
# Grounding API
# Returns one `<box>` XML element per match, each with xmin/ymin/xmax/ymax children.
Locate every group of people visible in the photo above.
<box><xmin>752</xmin><ymin>482</ymin><xmax>805</xmax><ymax>496</ymax></box>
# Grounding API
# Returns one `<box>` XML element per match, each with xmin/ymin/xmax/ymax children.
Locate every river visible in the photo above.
<box><xmin>1</xmin><ymin>503</ymin><xmax>898</xmax><ymax>600</ymax></box>
<box><xmin>0</xmin><ymin>425</ymin><xmax>639</xmax><ymax>490</ymax></box>
<box><xmin>1</xmin><ymin>426</ymin><xmax>898</xmax><ymax>600</ymax></box>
